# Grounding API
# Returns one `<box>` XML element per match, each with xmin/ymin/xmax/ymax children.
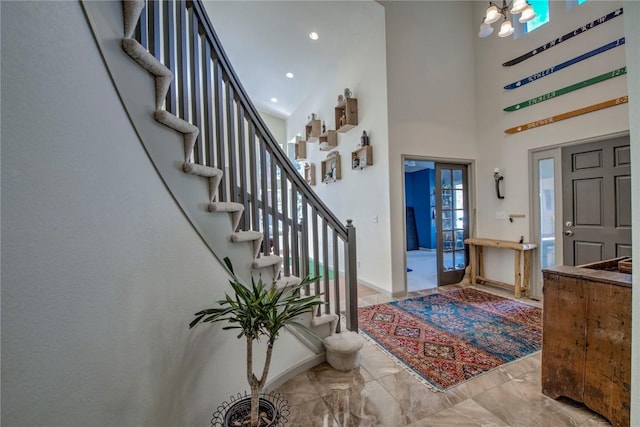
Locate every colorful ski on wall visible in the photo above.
<box><xmin>502</xmin><ymin>8</ymin><xmax>624</xmax><ymax>67</ymax></box>
<box><xmin>505</xmin><ymin>96</ymin><xmax>628</xmax><ymax>134</ymax></box>
<box><xmin>504</xmin><ymin>67</ymin><xmax>627</xmax><ymax>112</ymax></box>
<box><xmin>504</xmin><ymin>38</ymin><xmax>625</xmax><ymax>90</ymax></box>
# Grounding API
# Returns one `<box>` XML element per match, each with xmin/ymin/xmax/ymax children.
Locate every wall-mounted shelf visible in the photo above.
<box><xmin>304</xmin><ymin>163</ymin><xmax>316</xmax><ymax>186</ymax></box>
<box><xmin>305</xmin><ymin>119</ymin><xmax>322</xmax><ymax>143</ymax></box>
<box><xmin>295</xmin><ymin>138</ymin><xmax>307</xmax><ymax>160</ymax></box>
<box><xmin>351</xmin><ymin>145</ymin><xmax>372</xmax><ymax>169</ymax></box>
<box><xmin>334</xmin><ymin>98</ymin><xmax>358</xmax><ymax>133</ymax></box>
<box><xmin>318</xmin><ymin>130</ymin><xmax>338</xmax><ymax>151</ymax></box>
<box><xmin>321</xmin><ymin>152</ymin><xmax>341</xmax><ymax>184</ymax></box>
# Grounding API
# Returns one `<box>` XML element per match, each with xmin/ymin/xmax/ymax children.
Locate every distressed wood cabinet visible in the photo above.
<box><xmin>541</xmin><ymin>260</ymin><xmax>631</xmax><ymax>427</ymax></box>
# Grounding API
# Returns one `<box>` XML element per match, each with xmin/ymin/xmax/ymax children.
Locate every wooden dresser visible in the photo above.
<box><xmin>542</xmin><ymin>259</ymin><xmax>631</xmax><ymax>427</ymax></box>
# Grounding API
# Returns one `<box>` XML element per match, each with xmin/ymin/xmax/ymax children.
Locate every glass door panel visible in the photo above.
<box><xmin>436</xmin><ymin>163</ymin><xmax>469</xmax><ymax>285</ymax></box>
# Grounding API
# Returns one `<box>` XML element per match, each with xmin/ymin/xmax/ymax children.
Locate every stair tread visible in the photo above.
<box><xmin>276</xmin><ymin>275</ymin><xmax>302</xmax><ymax>290</ymax></box>
<box><xmin>154</xmin><ymin>110</ymin><xmax>198</xmax><ymax>134</ymax></box>
<box><xmin>231</xmin><ymin>230</ymin><xmax>263</xmax><ymax>242</ymax></box>
<box><xmin>324</xmin><ymin>331</ymin><xmax>364</xmax><ymax>353</ymax></box>
<box><xmin>252</xmin><ymin>255</ymin><xmax>282</xmax><ymax>269</ymax></box>
<box><xmin>122</xmin><ymin>38</ymin><xmax>171</xmax><ymax>77</ymax></box>
<box><xmin>311</xmin><ymin>313</ymin><xmax>339</xmax><ymax>327</ymax></box>
<box><xmin>208</xmin><ymin>202</ymin><xmax>244</xmax><ymax>213</ymax></box>
<box><xmin>183</xmin><ymin>162</ymin><xmax>222</xmax><ymax>178</ymax></box>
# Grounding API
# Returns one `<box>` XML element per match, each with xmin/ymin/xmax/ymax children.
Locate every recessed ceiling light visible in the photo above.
<box><xmin>309</xmin><ymin>32</ymin><xmax>319</xmax><ymax>40</ymax></box>
<box><xmin>270</xmin><ymin>97</ymin><xmax>278</xmax><ymax>103</ymax></box>
<box><xmin>286</xmin><ymin>72</ymin><xmax>294</xmax><ymax>79</ymax></box>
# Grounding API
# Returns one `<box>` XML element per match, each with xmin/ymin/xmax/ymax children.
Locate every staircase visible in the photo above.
<box><xmin>82</xmin><ymin>0</ymin><xmax>359</xmax><ymax>351</ymax></box>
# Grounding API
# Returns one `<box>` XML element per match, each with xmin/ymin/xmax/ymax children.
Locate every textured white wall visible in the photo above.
<box><xmin>384</xmin><ymin>1</ymin><xmax>479</xmax><ymax>295</ymax></box>
<box><xmin>472</xmin><ymin>0</ymin><xmax>628</xmax><ymax>284</ymax></box>
<box><xmin>286</xmin><ymin>3</ymin><xmax>392</xmax><ymax>291</ymax></box>
<box><xmin>0</xmin><ymin>2</ymin><xmax>313</xmax><ymax>425</ymax></box>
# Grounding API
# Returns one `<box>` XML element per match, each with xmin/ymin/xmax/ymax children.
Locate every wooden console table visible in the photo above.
<box><xmin>464</xmin><ymin>237</ymin><xmax>537</xmax><ymax>298</ymax></box>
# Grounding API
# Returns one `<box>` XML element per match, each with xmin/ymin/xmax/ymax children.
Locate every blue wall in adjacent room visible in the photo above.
<box><xmin>404</xmin><ymin>168</ymin><xmax>435</xmax><ymax>249</ymax></box>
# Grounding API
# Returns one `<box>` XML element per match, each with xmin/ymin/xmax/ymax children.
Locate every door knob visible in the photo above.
<box><xmin>564</xmin><ymin>230</ymin><xmax>574</xmax><ymax>236</ymax></box>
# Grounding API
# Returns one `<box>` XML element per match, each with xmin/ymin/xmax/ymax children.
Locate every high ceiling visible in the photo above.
<box><xmin>203</xmin><ymin>1</ymin><xmax>383</xmax><ymax>119</ymax></box>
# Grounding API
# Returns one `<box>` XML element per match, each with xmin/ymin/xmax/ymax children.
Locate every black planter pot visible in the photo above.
<box><xmin>211</xmin><ymin>391</ymin><xmax>290</xmax><ymax>427</ymax></box>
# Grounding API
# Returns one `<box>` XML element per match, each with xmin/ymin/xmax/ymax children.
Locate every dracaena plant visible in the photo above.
<box><xmin>189</xmin><ymin>257</ymin><xmax>324</xmax><ymax>427</ymax></box>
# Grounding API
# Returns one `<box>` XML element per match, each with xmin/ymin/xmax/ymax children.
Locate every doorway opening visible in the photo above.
<box><xmin>404</xmin><ymin>159</ymin><xmax>437</xmax><ymax>292</ymax></box>
<box><xmin>403</xmin><ymin>158</ymin><xmax>470</xmax><ymax>292</ymax></box>
<box><xmin>529</xmin><ymin>134</ymin><xmax>631</xmax><ymax>298</ymax></box>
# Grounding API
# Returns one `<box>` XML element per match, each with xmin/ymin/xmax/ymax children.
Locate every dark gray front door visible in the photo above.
<box><xmin>436</xmin><ymin>163</ymin><xmax>469</xmax><ymax>285</ymax></box>
<box><xmin>562</xmin><ymin>136</ymin><xmax>631</xmax><ymax>265</ymax></box>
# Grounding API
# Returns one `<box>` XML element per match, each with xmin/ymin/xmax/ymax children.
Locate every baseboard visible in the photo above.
<box><xmin>265</xmin><ymin>353</ymin><xmax>325</xmax><ymax>391</ymax></box>
<box><xmin>357</xmin><ymin>278</ymin><xmax>393</xmax><ymax>297</ymax></box>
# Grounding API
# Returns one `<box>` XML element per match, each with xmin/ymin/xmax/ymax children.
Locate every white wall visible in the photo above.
<box><xmin>260</xmin><ymin>111</ymin><xmax>287</xmax><ymax>148</ymax></box>
<box><xmin>0</xmin><ymin>2</ymin><xmax>312</xmax><ymax>425</ymax></box>
<box><xmin>473</xmin><ymin>0</ymin><xmax>628</xmax><ymax>284</ymax></box>
<box><xmin>285</xmin><ymin>3</ymin><xmax>392</xmax><ymax>291</ymax></box>
<box><xmin>623</xmin><ymin>0</ymin><xmax>640</xmax><ymax>423</ymax></box>
<box><xmin>384</xmin><ymin>1</ymin><xmax>479</xmax><ymax>296</ymax></box>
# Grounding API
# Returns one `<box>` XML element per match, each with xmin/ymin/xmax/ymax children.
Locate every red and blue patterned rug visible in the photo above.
<box><xmin>358</xmin><ymin>288</ymin><xmax>542</xmax><ymax>390</ymax></box>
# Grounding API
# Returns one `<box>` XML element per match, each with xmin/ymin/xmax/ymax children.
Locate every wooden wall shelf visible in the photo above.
<box><xmin>304</xmin><ymin>163</ymin><xmax>316</xmax><ymax>186</ymax></box>
<box><xmin>334</xmin><ymin>98</ymin><xmax>358</xmax><ymax>133</ymax></box>
<box><xmin>295</xmin><ymin>139</ymin><xmax>306</xmax><ymax>160</ymax></box>
<box><xmin>305</xmin><ymin>119</ymin><xmax>321</xmax><ymax>143</ymax></box>
<box><xmin>321</xmin><ymin>152</ymin><xmax>341</xmax><ymax>183</ymax></box>
<box><xmin>319</xmin><ymin>130</ymin><xmax>338</xmax><ymax>151</ymax></box>
<box><xmin>351</xmin><ymin>145</ymin><xmax>372</xmax><ymax>169</ymax></box>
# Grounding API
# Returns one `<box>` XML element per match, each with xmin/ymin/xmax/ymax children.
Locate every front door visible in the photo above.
<box><xmin>562</xmin><ymin>136</ymin><xmax>631</xmax><ymax>265</ymax></box>
<box><xmin>436</xmin><ymin>163</ymin><xmax>469</xmax><ymax>285</ymax></box>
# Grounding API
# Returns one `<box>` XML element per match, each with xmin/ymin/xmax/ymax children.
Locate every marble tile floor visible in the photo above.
<box><xmin>275</xmin><ymin>284</ymin><xmax>611</xmax><ymax>426</ymax></box>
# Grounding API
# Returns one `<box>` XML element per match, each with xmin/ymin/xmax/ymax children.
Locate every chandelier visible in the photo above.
<box><xmin>478</xmin><ymin>0</ymin><xmax>537</xmax><ymax>38</ymax></box>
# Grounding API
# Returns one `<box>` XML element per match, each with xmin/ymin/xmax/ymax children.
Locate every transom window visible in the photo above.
<box><xmin>525</xmin><ymin>0</ymin><xmax>550</xmax><ymax>33</ymax></box>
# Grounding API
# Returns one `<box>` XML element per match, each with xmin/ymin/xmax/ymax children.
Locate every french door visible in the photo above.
<box><xmin>435</xmin><ymin>163</ymin><xmax>469</xmax><ymax>285</ymax></box>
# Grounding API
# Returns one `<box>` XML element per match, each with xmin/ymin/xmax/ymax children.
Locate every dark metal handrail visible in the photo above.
<box><xmin>190</xmin><ymin>0</ymin><xmax>347</xmax><ymax>237</ymax></box>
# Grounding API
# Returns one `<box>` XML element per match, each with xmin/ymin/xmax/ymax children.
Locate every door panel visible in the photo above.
<box><xmin>562</xmin><ymin>136</ymin><xmax>631</xmax><ymax>265</ymax></box>
<box><xmin>436</xmin><ymin>164</ymin><xmax>469</xmax><ymax>285</ymax></box>
<box><xmin>573</xmin><ymin>179</ymin><xmax>602</xmax><ymax>225</ymax></box>
<box><xmin>617</xmin><ymin>244</ymin><xmax>632</xmax><ymax>258</ymax></box>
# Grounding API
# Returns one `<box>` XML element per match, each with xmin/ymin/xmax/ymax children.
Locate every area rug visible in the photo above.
<box><xmin>358</xmin><ymin>288</ymin><xmax>542</xmax><ymax>391</ymax></box>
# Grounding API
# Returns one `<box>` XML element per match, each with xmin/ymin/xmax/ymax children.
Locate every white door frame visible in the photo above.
<box><xmin>529</xmin><ymin>148</ymin><xmax>563</xmax><ymax>299</ymax></box>
<box><xmin>528</xmin><ymin>131</ymin><xmax>629</xmax><ymax>298</ymax></box>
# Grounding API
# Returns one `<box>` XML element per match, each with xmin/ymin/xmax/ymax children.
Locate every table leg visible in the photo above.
<box><xmin>478</xmin><ymin>247</ymin><xmax>484</xmax><ymax>279</ymax></box>
<box><xmin>514</xmin><ymin>250</ymin><xmax>522</xmax><ymax>298</ymax></box>
<box><xmin>523</xmin><ymin>250</ymin><xmax>531</xmax><ymax>296</ymax></box>
<box><xmin>470</xmin><ymin>244</ymin><xmax>477</xmax><ymax>284</ymax></box>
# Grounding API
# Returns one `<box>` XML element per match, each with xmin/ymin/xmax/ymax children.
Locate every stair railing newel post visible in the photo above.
<box><xmin>345</xmin><ymin>219</ymin><xmax>358</xmax><ymax>331</ymax></box>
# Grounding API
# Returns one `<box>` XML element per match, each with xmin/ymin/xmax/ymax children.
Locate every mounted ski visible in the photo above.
<box><xmin>505</xmin><ymin>96</ymin><xmax>628</xmax><ymax>134</ymax></box>
<box><xmin>504</xmin><ymin>67</ymin><xmax>627</xmax><ymax>112</ymax></box>
<box><xmin>503</xmin><ymin>8</ymin><xmax>623</xmax><ymax>67</ymax></box>
<box><xmin>504</xmin><ymin>37</ymin><xmax>625</xmax><ymax>90</ymax></box>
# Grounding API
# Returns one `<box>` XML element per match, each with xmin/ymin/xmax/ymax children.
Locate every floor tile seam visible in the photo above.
<box><xmin>469</xmin><ymin>393</ymin><xmax>514</xmax><ymax>426</ymax></box>
<box><xmin>370</xmin><ymin>375</ymin><xmax>439</xmax><ymax>425</ymax></box>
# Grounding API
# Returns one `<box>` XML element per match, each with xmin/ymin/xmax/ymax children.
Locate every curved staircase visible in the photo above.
<box><xmin>81</xmin><ymin>0</ymin><xmax>360</xmax><ymax>361</ymax></box>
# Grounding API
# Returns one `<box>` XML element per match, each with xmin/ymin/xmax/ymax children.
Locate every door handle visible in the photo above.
<box><xmin>564</xmin><ymin>230</ymin><xmax>574</xmax><ymax>236</ymax></box>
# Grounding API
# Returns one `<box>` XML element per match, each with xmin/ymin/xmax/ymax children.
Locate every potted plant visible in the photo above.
<box><xmin>189</xmin><ymin>257</ymin><xmax>324</xmax><ymax>427</ymax></box>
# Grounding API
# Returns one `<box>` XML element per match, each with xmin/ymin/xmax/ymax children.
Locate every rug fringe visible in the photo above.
<box><xmin>359</xmin><ymin>329</ymin><xmax>443</xmax><ymax>393</ymax></box>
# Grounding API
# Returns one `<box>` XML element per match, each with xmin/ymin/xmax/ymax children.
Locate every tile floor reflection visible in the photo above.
<box><xmin>275</xmin><ymin>284</ymin><xmax>612</xmax><ymax>426</ymax></box>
